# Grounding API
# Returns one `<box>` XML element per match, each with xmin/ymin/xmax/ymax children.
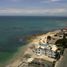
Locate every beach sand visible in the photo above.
<box><xmin>5</xmin><ymin>33</ymin><xmax>46</xmax><ymax>67</ymax></box>
<box><xmin>6</xmin><ymin>30</ymin><xmax>67</xmax><ymax>67</ymax></box>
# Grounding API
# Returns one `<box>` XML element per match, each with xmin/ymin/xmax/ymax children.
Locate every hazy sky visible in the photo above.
<box><xmin>0</xmin><ymin>0</ymin><xmax>67</xmax><ymax>16</ymax></box>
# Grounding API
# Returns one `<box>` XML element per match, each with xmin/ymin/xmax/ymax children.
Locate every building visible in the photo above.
<box><xmin>28</xmin><ymin>58</ymin><xmax>53</xmax><ymax>67</ymax></box>
<box><xmin>31</xmin><ymin>30</ymin><xmax>63</xmax><ymax>60</ymax></box>
<box><xmin>33</xmin><ymin>43</ymin><xmax>58</xmax><ymax>59</ymax></box>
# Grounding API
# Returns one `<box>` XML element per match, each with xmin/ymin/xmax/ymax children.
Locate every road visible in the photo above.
<box><xmin>55</xmin><ymin>49</ymin><xmax>67</xmax><ymax>67</ymax></box>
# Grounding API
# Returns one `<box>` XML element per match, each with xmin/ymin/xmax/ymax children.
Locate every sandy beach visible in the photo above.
<box><xmin>5</xmin><ymin>33</ymin><xmax>47</xmax><ymax>67</ymax></box>
<box><xmin>6</xmin><ymin>30</ymin><xmax>67</xmax><ymax>67</ymax></box>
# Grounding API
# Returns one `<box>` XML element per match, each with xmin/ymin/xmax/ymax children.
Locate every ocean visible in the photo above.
<box><xmin>0</xmin><ymin>16</ymin><xmax>67</xmax><ymax>64</ymax></box>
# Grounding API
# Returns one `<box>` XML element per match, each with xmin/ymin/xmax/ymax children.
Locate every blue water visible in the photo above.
<box><xmin>0</xmin><ymin>16</ymin><xmax>67</xmax><ymax>63</ymax></box>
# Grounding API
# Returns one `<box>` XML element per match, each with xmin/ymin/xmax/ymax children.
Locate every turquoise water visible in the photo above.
<box><xmin>0</xmin><ymin>16</ymin><xmax>67</xmax><ymax>63</ymax></box>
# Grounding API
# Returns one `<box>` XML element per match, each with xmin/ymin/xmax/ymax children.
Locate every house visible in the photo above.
<box><xmin>31</xmin><ymin>30</ymin><xmax>62</xmax><ymax>60</ymax></box>
<box><xmin>34</xmin><ymin>47</ymin><xmax>44</xmax><ymax>55</ymax></box>
<box><xmin>33</xmin><ymin>42</ymin><xmax>58</xmax><ymax>59</ymax></box>
<box><xmin>46</xmin><ymin>32</ymin><xmax>64</xmax><ymax>44</ymax></box>
<box><xmin>28</xmin><ymin>58</ymin><xmax>53</xmax><ymax>67</ymax></box>
<box><xmin>33</xmin><ymin>43</ymin><xmax>49</xmax><ymax>55</ymax></box>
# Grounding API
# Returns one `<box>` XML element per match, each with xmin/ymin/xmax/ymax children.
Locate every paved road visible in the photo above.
<box><xmin>55</xmin><ymin>49</ymin><xmax>67</xmax><ymax>67</ymax></box>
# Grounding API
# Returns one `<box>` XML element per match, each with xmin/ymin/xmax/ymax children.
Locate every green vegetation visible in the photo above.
<box><xmin>55</xmin><ymin>32</ymin><xmax>67</xmax><ymax>55</ymax></box>
<box><xmin>47</xmin><ymin>36</ymin><xmax>51</xmax><ymax>40</ymax></box>
<box><xmin>55</xmin><ymin>33</ymin><xmax>67</xmax><ymax>48</ymax></box>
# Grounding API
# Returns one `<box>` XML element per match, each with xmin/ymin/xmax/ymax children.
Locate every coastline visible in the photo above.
<box><xmin>5</xmin><ymin>45</ymin><xmax>28</xmax><ymax>67</ymax></box>
<box><xmin>6</xmin><ymin>28</ymin><xmax>67</xmax><ymax>67</ymax></box>
<box><xmin>5</xmin><ymin>33</ymin><xmax>47</xmax><ymax>67</ymax></box>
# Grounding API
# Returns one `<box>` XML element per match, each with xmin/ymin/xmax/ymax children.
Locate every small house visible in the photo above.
<box><xmin>33</xmin><ymin>42</ymin><xmax>58</xmax><ymax>59</ymax></box>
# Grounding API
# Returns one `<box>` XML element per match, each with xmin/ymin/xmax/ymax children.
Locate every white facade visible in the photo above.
<box><xmin>34</xmin><ymin>48</ymin><xmax>44</xmax><ymax>55</ymax></box>
<box><xmin>32</xmin><ymin>30</ymin><xmax>62</xmax><ymax>59</ymax></box>
<box><xmin>33</xmin><ymin>43</ymin><xmax>57</xmax><ymax>58</ymax></box>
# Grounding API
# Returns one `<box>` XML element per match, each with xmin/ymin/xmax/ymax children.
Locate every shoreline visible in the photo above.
<box><xmin>5</xmin><ymin>32</ymin><xmax>47</xmax><ymax>67</ymax></box>
<box><xmin>6</xmin><ymin>28</ymin><xmax>67</xmax><ymax>67</ymax></box>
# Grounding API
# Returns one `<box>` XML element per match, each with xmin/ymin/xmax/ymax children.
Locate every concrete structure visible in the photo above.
<box><xmin>28</xmin><ymin>58</ymin><xmax>53</xmax><ymax>67</ymax></box>
<box><xmin>33</xmin><ymin>43</ymin><xmax>58</xmax><ymax>59</ymax></box>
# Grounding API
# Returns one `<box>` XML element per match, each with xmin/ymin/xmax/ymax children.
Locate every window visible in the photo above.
<box><xmin>65</xmin><ymin>34</ymin><xmax>67</xmax><ymax>36</ymax></box>
<box><xmin>59</xmin><ymin>35</ymin><xmax>62</xmax><ymax>37</ymax></box>
<box><xmin>54</xmin><ymin>34</ymin><xmax>57</xmax><ymax>36</ymax></box>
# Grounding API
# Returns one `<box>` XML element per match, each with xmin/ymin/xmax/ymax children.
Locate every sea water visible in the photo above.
<box><xmin>0</xmin><ymin>16</ymin><xmax>67</xmax><ymax>63</ymax></box>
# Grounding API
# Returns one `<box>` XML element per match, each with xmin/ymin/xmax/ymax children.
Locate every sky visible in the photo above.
<box><xmin>0</xmin><ymin>0</ymin><xmax>67</xmax><ymax>16</ymax></box>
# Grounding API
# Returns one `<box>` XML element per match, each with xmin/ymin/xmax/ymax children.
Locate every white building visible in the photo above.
<box><xmin>33</xmin><ymin>43</ymin><xmax>58</xmax><ymax>58</ymax></box>
<box><xmin>32</xmin><ymin>30</ymin><xmax>63</xmax><ymax>59</ymax></box>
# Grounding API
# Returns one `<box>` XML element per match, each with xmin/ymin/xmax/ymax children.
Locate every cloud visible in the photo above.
<box><xmin>0</xmin><ymin>8</ymin><xmax>67</xmax><ymax>16</ymax></box>
<box><xmin>41</xmin><ymin>0</ymin><xmax>60</xmax><ymax>3</ymax></box>
<box><xmin>7</xmin><ymin>0</ymin><xmax>21</xmax><ymax>2</ymax></box>
<box><xmin>50</xmin><ymin>0</ymin><xmax>60</xmax><ymax>2</ymax></box>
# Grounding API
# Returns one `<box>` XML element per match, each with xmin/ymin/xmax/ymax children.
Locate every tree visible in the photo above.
<box><xmin>47</xmin><ymin>36</ymin><xmax>51</xmax><ymax>40</ymax></box>
<box><xmin>55</xmin><ymin>32</ymin><xmax>67</xmax><ymax>48</ymax></box>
